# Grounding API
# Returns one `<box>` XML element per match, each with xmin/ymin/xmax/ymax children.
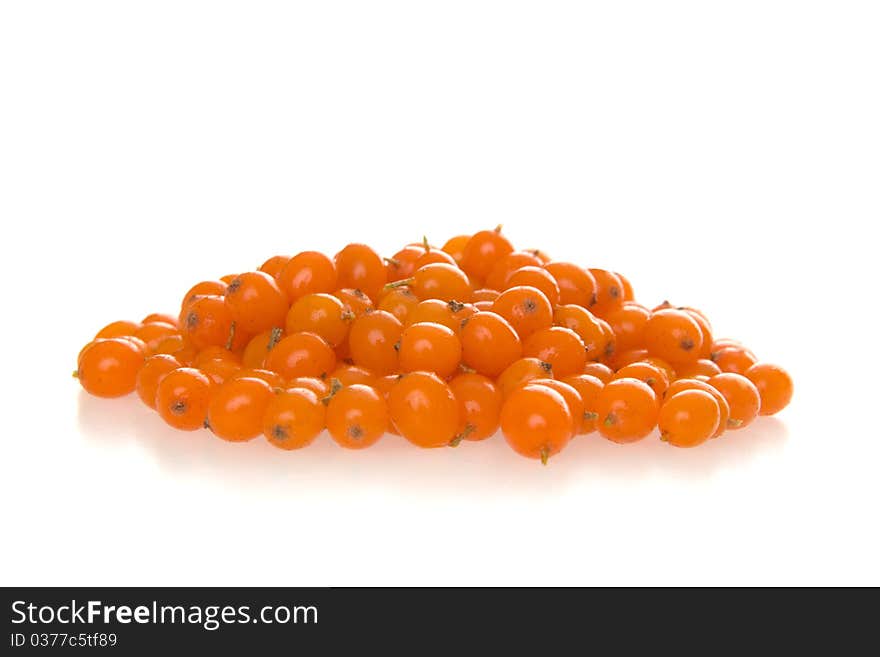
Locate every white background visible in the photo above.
<box><xmin>1</xmin><ymin>1</ymin><xmax>878</xmax><ymax>586</ymax></box>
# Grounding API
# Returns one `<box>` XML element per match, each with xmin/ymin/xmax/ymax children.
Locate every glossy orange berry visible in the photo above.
<box><xmin>643</xmin><ymin>308</ymin><xmax>703</xmax><ymax>367</ymax></box>
<box><xmin>505</xmin><ymin>266</ymin><xmax>560</xmax><ymax>307</ymax></box>
<box><xmin>659</xmin><ymin>390</ymin><xmax>720</xmax><ymax>448</ymax></box>
<box><xmin>459</xmin><ymin>311</ymin><xmax>522</xmax><ymax>378</ymax></box>
<box><xmin>333</xmin><ymin>288</ymin><xmax>374</xmax><ymax>317</ymax></box>
<box><xmin>326</xmin><ymin>384</ymin><xmax>387</xmax><ymax>449</ymax></box>
<box><xmin>225</xmin><ymin>271</ymin><xmax>288</xmax><ymax>335</ymax></box>
<box><xmin>582</xmin><ymin>362</ymin><xmax>614</xmax><ymax>384</ymax></box>
<box><xmin>485</xmin><ymin>250</ymin><xmax>544</xmax><ymax>290</ymax></box>
<box><xmin>155</xmin><ymin>367</ymin><xmax>214</xmax><ymax>431</ymax></box>
<box><xmin>441</xmin><ymin>234</ymin><xmax>471</xmax><ymax>263</ymax></box>
<box><xmin>616</xmin><ymin>272</ymin><xmax>634</xmax><ymax>302</ymax></box>
<box><xmin>155</xmin><ymin>336</ymin><xmax>196</xmax><ymax>365</ymax></box>
<box><xmin>288</xmin><ymin>376</ymin><xmax>330</xmax><ymax>397</ymax></box>
<box><xmin>522</xmin><ymin>327</ymin><xmax>586</xmax><ymax>378</ymax></box>
<box><xmin>496</xmin><ymin>357</ymin><xmax>553</xmax><ymax>398</ymax></box>
<box><xmin>492</xmin><ymin>285</ymin><xmax>553</xmax><ymax>340</ymax></box>
<box><xmin>405</xmin><ymin>299</ymin><xmax>474</xmax><ymax>333</ymax></box>
<box><xmin>263</xmin><ymin>387</ymin><xmax>325</xmax><ymax>450</ymax></box>
<box><xmin>398</xmin><ymin>322</ymin><xmax>462</xmax><ymax>379</ymax></box>
<box><xmin>665</xmin><ymin>378</ymin><xmax>730</xmax><ymax>438</ymax></box>
<box><xmin>264</xmin><ymin>332</ymin><xmax>336</xmax><ymax>380</ymax></box>
<box><xmin>596</xmin><ymin>378</ymin><xmax>660</xmax><ymax>443</ymax></box>
<box><xmin>276</xmin><ymin>251</ymin><xmax>338</xmax><ymax>302</ymax></box>
<box><xmin>219</xmin><ymin>274</ymin><xmax>238</xmax><ymax>285</ymax></box>
<box><xmin>181</xmin><ymin>281</ymin><xmax>227</xmax><ymax>311</ymax></box>
<box><xmin>608</xmin><ymin>348</ymin><xmax>649</xmax><ymax>371</ymax></box>
<box><xmin>131</xmin><ymin>322</ymin><xmax>179</xmax><ymax>354</ymax></box>
<box><xmin>141</xmin><ymin>313</ymin><xmax>179</xmax><ymax>327</ymax></box>
<box><xmin>745</xmin><ymin>363</ymin><xmax>793</xmax><ymax>416</ymax></box>
<box><xmin>472</xmin><ymin>288</ymin><xmax>500</xmax><ymax>303</ymax></box>
<box><xmin>708</xmin><ymin>373</ymin><xmax>761</xmax><ymax>429</ymax></box>
<box><xmin>193</xmin><ymin>346</ymin><xmax>241</xmax><ymax>367</ymax></box>
<box><xmin>76</xmin><ymin>338</ymin><xmax>145</xmax><ymax>398</ymax></box>
<box><xmin>460</xmin><ymin>227</ymin><xmax>514</xmax><ymax>282</ymax></box>
<box><xmin>530</xmin><ymin>379</ymin><xmax>583</xmax><ymax>439</ymax></box>
<box><xmin>241</xmin><ymin>328</ymin><xmax>284</xmax><ymax>368</ymax></box>
<box><xmin>206</xmin><ymin>377</ymin><xmax>275</xmax><ymax>442</ymax></box>
<box><xmin>180</xmin><ymin>295</ymin><xmax>236</xmax><ymax>351</ymax></box>
<box><xmin>544</xmin><ymin>262</ymin><xmax>597</xmax><ymax>308</ymax></box>
<box><xmin>675</xmin><ymin>358</ymin><xmax>722</xmax><ymax>379</ymax></box>
<box><xmin>385</xmin><ymin>245</ymin><xmax>425</xmax><ymax>282</ymax></box>
<box><xmin>377</xmin><ymin>287</ymin><xmax>419</xmax><ymax>323</ymax></box>
<box><xmin>231</xmin><ymin>368</ymin><xmax>285</xmax><ymax>388</ymax></box>
<box><xmin>473</xmin><ymin>300</ymin><xmax>494</xmax><ymax>312</ymax></box>
<box><xmin>403</xmin><ymin>263</ymin><xmax>472</xmax><ymax>303</ymax></box>
<box><xmin>135</xmin><ymin>354</ymin><xmax>181</xmax><ymax>408</ymax></box>
<box><xmin>348</xmin><ymin>310</ymin><xmax>403</xmax><ymax>375</ymax></box>
<box><xmin>500</xmin><ymin>383</ymin><xmax>572</xmax><ymax>464</ymax></box>
<box><xmin>604</xmin><ymin>303</ymin><xmax>650</xmax><ymax>352</ymax></box>
<box><xmin>199</xmin><ymin>358</ymin><xmax>242</xmax><ymax>385</ymax></box>
<box><xmin>448</xmin><ymin>373</ymin><xmax>502</xmax><ymax>443</ymax></box>
<box><xmin>329</xmin><ymin>364</ymin><xmax>377</xmax><ymax>388</ymax></box>
<box><xmin>680</xmin><ymin>308</ymin><xmax>713</xmax><ymax>359</ymax></box>
<box><xmin>712</xmin><ymin>346</ymin><xmax>758</xmax><ymax>374</ymax></box>
<box><xmin>259</xmin><ymin>255</ymin><xmax>291</xmax><ymax>278</ymax></box>
<box><xmin>552</xmin><ymin>305</ymin><xmax>612</xmax><ymax>362</ymax></box>
<box><xmin>561</xmin><ymin>374</ymin><xmax>605</xmax><ymax>433</ymax></box>
<box><xmin>613</xmin><ymin>361</ymin><xmax>670</xmax><ymax>398</ymax></box>
<box><xmin>95</xmin><ymin>320</ymin><xmax>140</xmax><ymax>339</ymax></box>
<box><xmin>413</xmin><ymin>247</ymin><xmax>457</xmax><ymax>269</ymax></box>
<box><xmin>335</xmin><ymin>243</ymin><xmax>386</xmax><ymax>301</ymax></box>
<box><xmin>588</xmin><ymin>269</ymin><xmax>624</xmax><ymax>317</ymax></box>
<box><xmin>389</xmin><ymin>371</ymin><xmax>459</xmax><ymax>448</ymax></box>
<box><xmin>285</xmin><ymin>293</ymin><xmax>351</xmax><ymax>348</ymax></box>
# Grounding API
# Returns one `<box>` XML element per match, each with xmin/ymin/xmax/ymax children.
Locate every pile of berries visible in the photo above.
<box><xmin>75</xmin><ymin>227</ymin><xmax>793</xmax><ymax>464</ymax></box>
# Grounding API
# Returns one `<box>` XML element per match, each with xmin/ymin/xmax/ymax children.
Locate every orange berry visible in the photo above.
<box><xmin>326</xmin><ymin>384</ymin><xmax>388</xmax><ymax>449</ymax></box>
<box><xmin>553</xmin><ymin>305</ymin><xmax>613</xmax><ymax>362</ymax></box>
<box><xmin>135</xmin><ymin>354</ymin><xmax>181</xmax><ymax>408</ymax></box>
<box><xmin>643</xmin><ymin>308</ymin><xmax>703</xmax><ymax>367</ymax></box>
<box><xmin>708</xmin><ymin>373</ymin><xmax>761</xmax><ymax>430</ymax></box>
<box><xmin>199</xmin><ymin>358</ymin><xmax>242</xmax><ymax>385</ymax></box>
<box><xmin>76</xmin><ymin>338</ymin><xmax>145</xmax><ymax>398</ymax></box>
<box><xmin>460</xmin><ymin>227</ymin><xmax>514</xmax><ymax>282</ymax></box>
<box><xmin>582</xmin><ymin>362</ymin><xmax>614</xmax><ymax>384</ymax></box>
<box><xmin>496</xmin><ymin>357</ymin><xmax>553</xmax><ymax>398</ymax></box>
<box><xmin>329</xmin><ymin>364</ymin><xmax>377</xmax><ymax>388</ymax></box>
<box><xmin>385</xmin><ymin>245</ymin><xmax>425</xmax><ymax>282</ymax></box>
<box><xmin>675</xmin><ymin>358</ymin><xmax>722</xmax><ymax>379</ymax></box>
<box><xmin>263</xmin><ymin>387</ymin><xmax>325</xmax><ymax>450</ymax></box>
<box><xmin>596</xmin><ymin>377</ymin><xmax>659</xmax><ymax>443</ymax></box>
<box><xmin>181</xmin><ymin>295</ymin><xmax>238</xmax><ymax>351</ymax></box>
<box><xmin>276</xmin><ymin>251</ymin><xmax>338</xmax><ymax>302</ymax></box>
<box><xmin>285</xmin><ymin>293</ymin><xmax>351</xmax><ymax>348</ymax></box>
<box><xmin>241</xmin><ymin>328</ymin><xmax>284</xmax><ymax>368</ymax></box>
<box><xmin>530</xmin><ymin>379</ymin><xmax>583</xmax><ymax>439</ymax></box>
<box><xmin>389</xmin><ymin>371</ymin><xmax>459</xmax><ymax>448</ymax></box>
<box><xmin>398</xmin><ymin>322</ymin><xmax>462</xmax><ymax>379</ymax></box>
<box><xmin>441</xmin><ymin>234</ymin><xmax>471</xmax><ymax>263</ymax></box>
<box><xmin>448</xmin><ymin>373</ymin><xmax>502</xmax><ymax>443</ymax></box>
<box><xmin>180</xmin><ymin>281</ymin><xmax>226</xmax><ymax>311</ymax></box>
<box><xmin>460</xmin><ymin>311</ymin><xmax>522</xmax><ymax>378</ymax></box>
<box><xmin>377</xmin><ymin>287</ymin><xmax>419</xmax><ymax>323</ymax></box>
<box><xmin>544</xmin><ymin>262</ymin><xmax>597</xmax><ymax>308</ymax></box>
<box><xmin>264</xmin><ymin>332</ymin><xmax>336</xmax><ymax>380</ymax></box>
<box><xmin>335</xmin><ymin>243</ymin><xmax>386</xmax><ymax>301</ymax></box>
<box><xmin>231</xmin><ymin>368</ymin><xmax>285</xmax><ymax>388</ymax></box>
<box><xmin>492</xmin><ymin>285</ymin><xmax>553</xmax><ymax>340</ymax></box>
<box><xmin>225</xmin><ymin>271</ymin><xmax>288</xmax><ymax>335</ymax></box>
<box><xmin>560</xmin><ymin>374</ymin><xmax>605</xmax><ymax>433</ymax></box>
<box><xmin>613</xmin><ymin>361</ymin><xmax>670</xmax><ymax>398</ymax></box>
<box><xmin>141</xmin><ymin>313</ymin><xmax>179</xmax><ymax>327</ymax></box>
<box><xmin>522</xmin><ymin>327</ymin><xmax>586</xmax><ymax>378</ymax></box>
<box><xmin>665</xmin><ymin>378</ymin><xmax>730</xmax><ymax>438</ymax></box>
<box><xmin>505</xmin><ymin>266</ymin><xmax>560</xmax><ymax>307</ymax></box>
<box><xmin>259</xmin><ymin>255</ymin><xmax>290</xmax><ymax>278</ymax></box>
<box><xmin>155</xmin><ymin>367</ymin><xmax>214</xmax><ymax>431</ymax></box>
<box><xmin>604</xmin><ymin>303</ymin><xmax>650</xmax><ymax>352</ymax></box>
<box><xmin>406</xmin><ymin>262</ymin><xmax>472</xmax><ymax>303</ymax></box>
<box><xmin>332</xmin><ymin>288</ymin><xmax>374</xmax><ymax>317</ymax></box>
<box><xmin>405</xmin><ymin>299</ymin><xmax>474</xmax><ymax>333</ymax></box>
<box><xmin>95</xmin><ymin>320</ymin><xmax>141</xmax><ymax>340</ymax></box>
<box><xmin>745</xmin><ymin>363</ymin><xmax>793</xmax><ymax>416</ymax></box>
<box><xmin>588</xmin><ymin>269</ymin><xmax>624</xmax><ymax>317</ymax></box>
<box><xmin>659</xmin><ymin>390</ymin><xmax>720</xmax><ymax>448</ymax></box>
<box><xmin>206</xmin><ymin>377</ymin><xmax>275</xmax><ymax>442</ymax></box>
<box><xmin>348</xmin><ymin>310</ymin><xmax>403</xmax><ymax>375</ymax></box>
<box><xmin>712</xmin><ymin>346</ymin><xmax>758</xmax><ymax>374</ymax></box>
<box><xmin>500</xmin><ymin>383</ymin><xmax>572</xmax><ymax>464</ymax></box>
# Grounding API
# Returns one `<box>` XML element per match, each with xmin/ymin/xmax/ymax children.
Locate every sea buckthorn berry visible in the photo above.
<box><xmin>473</xmin><ymin>300</ymin><xmax>493</xmax><ymax>311</ymax></box>
<box><xmin>505</xmin><ymin>266</ymin><xmax>560</xmax><ymax>307</ymax></box>
<box><xmin>617</xmin><ymin>272</ymin><xmax>634</xmax><ymax>302</ymax></box>
<box><xmin>708</xmin><ymin>373</ymin><xmax>761</xmax><ymax>430</ymax></box>
<box><xmin>588</xmin><ymin>269</ymin><xmax>624</xmax><ymax>317</ymax></box>
<box><xmin>604</xmin><ymin>303</ymin><xmax>650</xmax><ymax>352</ymax></box>
<box><xmin>334</xmin><ymin>243</ymin><xmax>386</xmax><ymax>301</ymax></box>
<box><xmin>441</xmin><ymin>234</ymin><xmax>471</xmax><ymax>263</ymax></box>
<box><xmin>496</xmin><ymin>357</ymin><xmax>553</xmax><ymax>398</ymax></box>
<box><xmin>231</xmin><ymin>368</ymin><xmax>285</xmax><ymax>388</ymax></box>
<box><xmin>385</xmin><ymin>245</ymin><xmax>425</xmax><ymax>282</ymax></box>
<box><xmin>643</xmin><ymin>308</ymin><xmax>703</xmax><ymax>367</ymax></box>
<box><xmin>530</xmin><ymin>379</ymin><xmax>583</xmax><ymax>439</ymax></box>
<box><xmin>389</xmin><ymin>371</ymin><xmax>459</xmax><ymax>448</ymax></box>
<box><xmin>413</xmin><ymin>247</ymin><xmax>457</xmax><ymax>269</ymax></box>
<box><xmin>95</xmin><ymin>320</ymin><xmax>141</xmax><ymax>339</ymax></box>
<box><xmin>679</xmin><ymin>308</ymin><xmax>713</xmax><ymax>359</ymax></box>
<box><xmin>326</xmin><ymin>384</ymin><xmax>388</xmax><ymax>449</ymax></box>
<box><xmin>200</xmin><ymin>358</ymin><xmax>242</xmax><ymax>385</ymax></box>
<box><xmin>286</xmin><ymin>293</ymin><xmax>351</xmax><ymax>348</ymax></box>
<box><xmin>225</xmin><ymin>271</ymin><xmax>288</xmax><ymax>335</ymax></box>
<box><xmin>348</xmin><ymin>310</ymin><xmax>403</xmax><ymax>375</ymax></box>
<box><xmin>277</xmin><ymin>251</ymin><xmax>338</xmax><ymax>302</ymax></box>
<box><xmin>608</xmin><ymin>348</ymin><xmax>649</xmax><ymax>371</ymax></box>
<box><xmin>522</xmin><ymin>327</ymin><xmax>587</xmax><ymax>378</ymax></box>
<box><xmin>263</xmin><ymin>387</ymin><xmax>325</xmax><ymax>450</ymax></box>
<box><xmin>377</xmin><ymin>287</ymin><xmax>419</xmax><ymax>323</ymax></box>
<box><xmin>485</xmin><ymin>250</ymin><xmax>544</xmax><ymax>290</ymax></box>
<box><xmin>219</xmin><ymin>274</ymin><xmax>238</xmax><ymax>285</ymax></box>
<box><xmin>329</xmin><ymin>364</ymin><xmax>377</xmax><ymax>388</ymax></box>
<box><xmin>472</xmin><ymin>288</ymin><xmax>500</xmax><ymax>303</ymax></box>
<box><xmin>500</xmin><ymin>383</ymin><xmax>573</xmax><ymax>464</ymax></box>
<box><xmin>135</xmin><ymin>354</ymin><xmax>181</xmax><ymax>408</ymax></box>
<box><xmin>181</xmin><ymin>295</ymin><xmax>237</xmax><ymax>351</ymax></box>
<box><xmin>561</xmin><ymin>374</ymin><xmax>605</xmax><ymax>433</ymax></box>
<box><xmin>460</xmin><ymin>311</ymin><xmax>522</xmax><ymax>378</ymax></box>
<box><xmin>712</xmin><ymin>346</ymin><xmax>758</xmax><ymax>374</ymax></box>
<box><xmin>333</xmin><ymin>288</ymin><xmax>374</xmax><ymax>317</ymax></box>
<box><xmin>552</xmin><ymin>305</ymin><xmax>612</xmax><ymax>362</ymax></box>
<box><xmin>259</xmin><ymin>255</ymin><xmax>290</xmax><ymax>278</ymax></box>
<box><xmin>398</xmin><ymin>322</ymin><xmax>462</xmax><ymax>380</ymax></box>
<box><xmin>401</xmin><ymin>262</ymin><xmax>472</xmax><ymax>303</ymax></box>
<box><xmin>181</xmin><ymin>281</ymin><xmax>227</xmax><ymax>311</ymax></box>
<box><xmin>141</xmin><ymin>313</ymin><xmax>179</xmax><ymax>327</ymax></box>
<box><xmin>264</xmin><ymin>332</ymin><xmax>336</xmax><ymax>380</ymax></box>
<box><xmin>156</xmin><ymin>337</ymin><xmax>196</xmax><ymax>365</ymax></box>
<box><xmin>659</xmin><ymin>390</ymin><xmax>720</xmax><ymax>448</ymax></box>
<box><xmin>206</xmin><ymin>377</ymin><xmax>275</xmax><ymax>442</ymax></box>
<box><xmin>76</xmin><ymin>338</ymin><xmax>145</xmax><ymax>398</ymax></box>
<box><xmin>242</xmin><ymin>328</ymin><xmax>284</xmax><ymax>368</ymax></box>
<box><xmin>675</xmin><ymin>358</ymin><xmax>722</xmax><ymax>379</ymax></box>
<box><xmin>665</xmin><ymin>378</ymin><xmax>730</xmax><ymax>438</ymax></box>
<box><xmin>288</xmin><ymin>376</ymin><xmax>330</xmax><ymax>397</ymax></box>
<box><xmin>543</xmin><ymin>262</ymin><xmax>597</xmax><ymax>308</ymax></box>
<box><xmin>193</xmin><ymin>346</ymin><xmax>241</xmax><ymax>367</ymax></box>
<box><xmin>448</xmin><ymin>373</ymin><xmax>502</xmax><ymax>443</ymax></box>
<box><xmin>745</xmin><ymin>363</ymin><xmax>793</xmax><ymax>416</ymax></box>
<box><xmin>596</xmin><ymin>378</ymin><xmax>660</xmax><ymax>444</ymax></box>
<box><xmin>492</xmin><ymin>285</ymin><xmax>553</xmax><ymax>340</ymax></box>
<box><xmin>582</xmin><ymin>362</ymin><xmax>614</xmax><ymax>384</ymax></box>
<box><xmin>155</xmin><ymin>367</ymin><xmax>214</xmax><ymax>431</ymax></box>
<box><xmin>460</xmin><ymin>226</ymin><xmax>514</xmax><ymax>282</ymax></box>
<box><xmin>613</xmin><ymin>362</ymin><xmax>670</xmax><ymax>398</ymax></box>
<box><xmin>405</xmin><ymin>299</ymin><xmax>474</xmax><ymax>333</ymax></box>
